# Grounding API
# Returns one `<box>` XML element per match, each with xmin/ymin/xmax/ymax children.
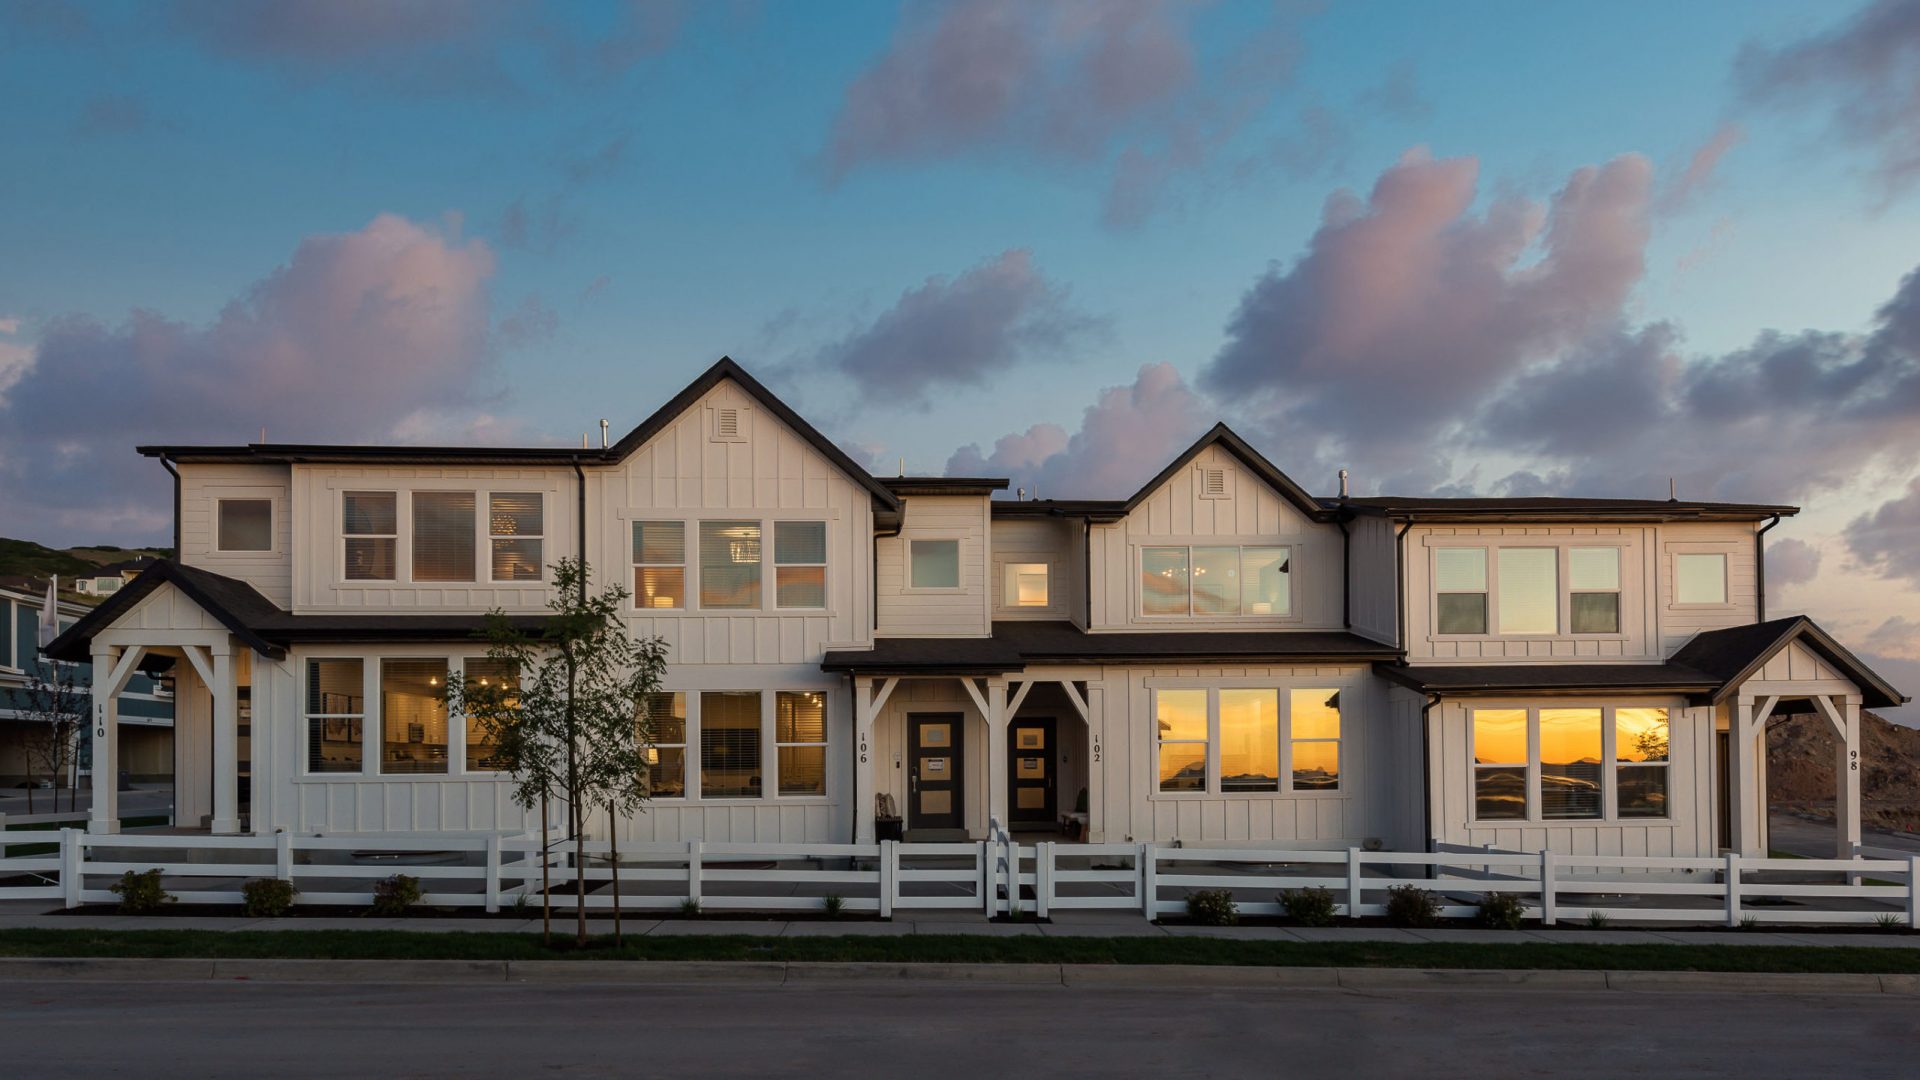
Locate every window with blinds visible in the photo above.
<box><xmin>700</xmin><ymin>691</ymin><xmax>762</xmax><ymax>798</ymax></box>
<box><xmin>775</xmin><ymin>691</ymin><xmax>827</xmax><ymax>796</ymax></box>
<box><xmin>412</xmin><ymin>492</ymin><xmax>476</xmax><ymax>583</ymax></box>
<box><xmin>488</xmin><ymin>492</ymin><xmax>543</xmax><ymax>582</ymax></box>
<box><xmin>640</xmin><ymin>691</ymin><xmax>686</xmax><ymax>798</ymax></box>
<box><xmin>773</xmin><ymin>521</ymin><xmax>827</xmax><ymax>609</ymax></box>
<box><xmin>342</xmin><ymin>492</ymin><xmax>397</xmax><ymax>581</ymax></box>
<box><xmin>699</xmin><ymin>521</ymin><xmax>761</xmax><ymax>608</ymax></box>
<box><xmin>305</xmin><ymin>658</ymin><xmax>363</xmax><ymax>774</ymax></box>
<box><xmin>632</xmin><ymin>521</ymin><xmax>686</xmax><ymax>609</ymax></box>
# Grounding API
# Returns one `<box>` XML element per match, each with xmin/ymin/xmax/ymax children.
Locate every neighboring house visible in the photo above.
<box><xmin>73</xmin><ymin>557</ymin><xmax>161</xmax><ymax>597</ymax></box>
<box><xmin>0</xmin><ymin>582</ymin><xmax>173</xmax><ymax>789</ymax></box>
<box><xmin>47</xmin><ymin>358</ymin><xmax>1906</xmax><ymax>859</ymax></box>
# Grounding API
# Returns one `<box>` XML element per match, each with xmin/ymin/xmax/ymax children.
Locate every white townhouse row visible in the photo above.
<box><xmin>48</xmin><ymin>358</ymin><xmax>1905</xmax><ymax>860</ymax></box>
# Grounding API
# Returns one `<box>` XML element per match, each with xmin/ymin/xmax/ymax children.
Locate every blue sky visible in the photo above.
<box><xmin>3</xmin><ymin>0</ymin><xmax>1919</xmax><ymax>715</ymax></box>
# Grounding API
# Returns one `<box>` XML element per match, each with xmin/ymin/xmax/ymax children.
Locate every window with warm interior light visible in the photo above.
<box><xmin>342</xmin><ymin>492</ymin><xmax>398</xmax><ymax>581</ymax></box>
<box><xmin>381</xmin><ymin>658</ymin><xmax>449</xmax><ymax>775</ymax></box>
<box><xmin>632</xmin><ymin>521</ymin><xmax>685</xmax><ymax>609</ymax></box>
<box><xmin>1003</xmin><ymin>562</ymin><xmax>1050</xmax><ymax>607</ymax></box>
<box><xmin>699</xmin><ymin>521</ymin><xmax>762</xmax><ymax>608</ymax></box>
<box><xmin>488</xmin><ymin>493</ymin><xmax>543</xmax><ymax>582</ymax></box>
<box><xmin>1139</xmin><ymin>545</ymin><xmax>1290</xmax><ymax>618</ymax></box>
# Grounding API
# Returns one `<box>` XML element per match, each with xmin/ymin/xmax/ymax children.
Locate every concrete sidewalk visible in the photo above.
<box><xmin>0</xmin><ymin>908</ymin><xmax>1915</xmax><ymax>948</ymax></box>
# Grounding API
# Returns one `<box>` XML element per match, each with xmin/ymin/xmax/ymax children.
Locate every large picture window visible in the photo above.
<box><xmin>632</xmin><ymin>521</ymin><xmax>686</xmax><ymax>609</ymax></box>
<box><xmin>380</xmin><ymin>658</ymin><xmax>449</xmax><ymax>775</ymax></box>
<box><xmin>412</xmin><ymin>492</ymin><xmax>476</xmax><ymax>583</ymax></box>
<box><xmin>1140</xmin><ymin>545</ymin><xmax>1291</xmax><ymax>618</ymax></box>
<box><xmin>1472</xmin><ymin>705</ymin><xmax>1672</xmax><ymax>821</ymax></box>
<box><xmin>1155</xmin><ymin>686</ymin><xmax>1343</xmax><ymax>796</ymax></box>
<box><xmin>700</xmin><ymin>521</ymin><xmax>762</xmax><ymax>609</ymax></box>
<box><xmin>700</xmin><ymin>690</ymin><xmax>762</xmax><ymax>798</ymax></box>
<box><xmin>305</xmin><ymin>659</ymin><xmax>364</xmax><ymax>774</ymax></box>
<box><xmin>342</xmin><ymin>492</ymin><xmax>398</xmax><ymax>581</ymax></box>
<box><xmin>1497</xmin><ymin>548</ymin><xmax>1557</xmax><ymax>634</ymax></box>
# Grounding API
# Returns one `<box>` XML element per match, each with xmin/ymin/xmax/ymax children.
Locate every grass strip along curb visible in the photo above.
<box><xmin>0</xmin><ymin>929</ymin><xmax>1916</xmax><ymax>975</ymax></box>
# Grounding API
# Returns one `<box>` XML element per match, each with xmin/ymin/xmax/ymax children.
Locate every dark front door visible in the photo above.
<box><xmin>908</xmin><ymin>713</ymin><xmax>963</xmax><ymax>832</ymax></box>
<box><xmin>1008</xmin><ymin>716</ymin><xmax>1056</xmax><ymax>826</ymax></box>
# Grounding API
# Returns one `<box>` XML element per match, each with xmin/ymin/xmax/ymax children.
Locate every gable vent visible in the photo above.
<box><xmin>715</xmin><ymin>407</ymin><xmax>741</xmax><ymax>441</ymax></box>
<box><xmin>1201</xmin><ymin>467</ymin><xmax>1228</xmax><ymax>498</ymax></box>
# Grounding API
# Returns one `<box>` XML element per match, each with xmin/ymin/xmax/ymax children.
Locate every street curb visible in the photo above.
<box><xmin>0</xmin><ymin>957</ymin><xmax>1913</xmax><ymax>992</ymax></box>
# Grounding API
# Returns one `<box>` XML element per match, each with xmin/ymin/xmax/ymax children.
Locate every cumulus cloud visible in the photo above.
<box><xmin>1864</xmin><ymin>615</ymin><xmax>1920</xmax><ymax>660</ymax></box>
<box><xmin>1736</xmin><ymin>0</ymin><xmax>1920</xmax><ymax>202</ymax></box>
<box><xmin>945</xmin><ymin>362</ymin><xmax>1208</xmax><ymax>497</ymax></box>
<box><xmin>0</xmin><ymin>213</ymin><xmax>501</xmax><ymax>542</ymax></box>
<box><xmin>812</xmin><ymin>249</ymin><xmax>1100</xmax><ymax>408</ymax></box>
<box><xmin>1767</xmin><ymin>537</ymin><xmax>1823</xmax><ymax>587</ymax></box>
<box><xmin>1848</xmin><ymin>476</ymin><xmax>1920</xmax><ymax>586</ymax></box>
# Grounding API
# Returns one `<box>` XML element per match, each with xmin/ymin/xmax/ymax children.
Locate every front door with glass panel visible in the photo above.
<box><xmin>907</xmin><ymin>714</ymin><xmax>963</xmax><ymax>832</ymax></box>
<box><xmin>1007</xmin><ymin>717</ymin><xmax>1056</xmax><ymax>826</ymax></box>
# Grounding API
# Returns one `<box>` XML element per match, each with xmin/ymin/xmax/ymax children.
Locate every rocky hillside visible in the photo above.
<box><xmin>1769</xmin><ymin>710</ymin><xmax>1920</xmax><ymax>834</ymax></box>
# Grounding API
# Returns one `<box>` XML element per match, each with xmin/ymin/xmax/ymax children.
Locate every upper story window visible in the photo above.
<box><xmin>216</xmin><ymin>499</ymin><xmax>272</xmax><ymax>552</ymax></box>
<box><xmin>1435</xmin><ymin>544</ymin><xmax>1627</xmax><ymax>636</ymax></box>
<box><xmin>488</xmin><ymin>493</ymin><xmax>543</xmax><ymax>582</ymax></box>
<box><xmin>909</xmin><ymin>539</ymin><xmax>960</xmax><ymax>589</ymax></box>
<box><xmin>773</xmin><ymin>522</ymin><xmax>827</xmax><ymax>609</ymax></box>
<box><xmin>1140</xmin><ymin>545</ymin><xmax>1290</xmax><ymax>618</ymax></box>
<box><xmin>1675</xmin><ymin>553</ymin><xmax>1728</xmax><ymax>605</ymax></box>
<box><xmin>700</xmin><ymin>521</ymin><xmax>762</xmax><ymax>608</ymax></box>
<box><xmin>342</xmin><ymin>492</ymin><xmax>398</xmax><ymax>581</ymax></box>
<box><xmin>1003</xmin><ymin>562</ymin><xmax>1049</xmax><ymax>607</ymax></box>
<box><xmin>633</xmin><ymin>521</ymin><xmax>686</xmax><ymax>609</ymax></box>
<box><xmin>412</xmin><ymin>492</ymin><xmax>477</xmax><ymax>583</ymax></box>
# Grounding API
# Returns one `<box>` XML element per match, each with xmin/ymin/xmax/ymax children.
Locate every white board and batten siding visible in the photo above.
<box><xmin>870</xmin><ymin>679</ymin><xmax>992</xmax><ymax>837</ymax></box>
<box><xmin>876</xmin><ymin>494</ymin><xmax>990</xmax><ymax>638</ymax></box>
<box><xmin>1345</xmin><ymin>513</ymin><xmax>1398</xmax><ymax>645</ymax></box>
<box><xmin>1088</xmin><ymin>445</ymin><xmax>1345</xmax><ymax>632</ymax></box>
<box><xmin>1427</xmin><ymin>697</ymin><xmax>1716</xmax><ymax>859</ymax></box>
<box><xmin>988</xmin><ymin>516</ymin><xmax>1080</xmax><ymax>623</ymax></box>
<box><xmin>1657</xmin><ymin>522</ymin><xmax>1760</xmax><ymax>655</ymax></box>
<box><xmin>180</xmin><ymin>463</ymin><xmax>294</xmax><ymax>607</ymax></box>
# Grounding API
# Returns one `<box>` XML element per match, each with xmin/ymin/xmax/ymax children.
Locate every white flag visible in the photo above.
<box><xmin>37</xmin><ymin>575</ymin><xmax>57</xmax><ymax>648</ymax></box>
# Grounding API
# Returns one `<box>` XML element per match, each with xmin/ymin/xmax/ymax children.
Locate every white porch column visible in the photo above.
<box><xmin>985</xmin><ymin>677</ymin><xmax>1009</xmax><ymax>831</ymax></box>
<box><xmin>854</xmin><ymin>677</ymin><xmax>875</xmax><ymax>844</ymax></box>
<box><xmin>1728</xmin><ymin>696</ymin><xmax>1776</xmax><ymax>857</ymax></box>
<box><xmin>88</xmin><ymin>646</ymin><xmax>120</xmax><ymax>835</ymax></box>
<box><xmin>211</xmin><ymin>644</ymin><xmax>240</xmax><ymax>835</ymax></box>
<box><xmin>1818</xmin><ymin>694</ymin><xmax>1864</xmax><ymax>860</ymax></box>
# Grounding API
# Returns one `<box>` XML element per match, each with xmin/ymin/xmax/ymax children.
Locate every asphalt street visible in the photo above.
<box><xmin>1</xmin><ymin>977</ymin><xmax>1912</xmax><ymax>1079</ymax></box>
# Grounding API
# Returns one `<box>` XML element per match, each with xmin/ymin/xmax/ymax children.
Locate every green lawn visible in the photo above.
<box><xmin>0</xmin><ymin>929</ymin><xmax>1915</xmax><ymax>973</ymax></box>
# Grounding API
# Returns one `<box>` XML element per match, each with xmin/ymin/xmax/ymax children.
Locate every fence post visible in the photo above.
<box><xmin>60</xmin><ymin>829</ymin><xmax>81</xmax><ymax>910</ymax></box>
<box><xmin>687</xmin><ymin>839</ymin><xmax>703</xmax><ymax>909</ymax></box>
<box><xmin>1540</xmin><ymin>849</ymin><xmax>1557</xmax><ymax>926</ymax></box>
<box><xmin>1140</xmin><ymin>843</ymin><xmax>1157</xmax><ymax>920</ymax></box>
<box><xmin>1724</xmin><ymin>851</ymin><xmax>1742</xmax><ymax>928</ymax></box>
<box><xmin>1346</xmin><ymin>847</ymin><xmax>1362</xmax><ymax>919</ymax></box>
<box><xmin>484</xmin><ymin>833</ymin><xmax>502</xmax><ymax>914</ymax></box>
<box><xmin>275</xmin><ymin>830</ymin><xmax>294</xmax><ymax>883</ymax></box>
<box><xmin>1035</xmin><ymin>841</ymin><xmax>1052</xmax><ymax>920</ymax></box>
<box><xmin>879</xmin><ymin>839</ymin><xmax>897</xmax><ymax>920</ymax></box>
<box><xmin>1908</xmin><ymin>855</ymin><xmax>1919</xmax><ymax>930</ymax></box>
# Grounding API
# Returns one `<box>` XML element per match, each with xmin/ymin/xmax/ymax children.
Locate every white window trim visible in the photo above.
<box><xmin>1669</xmin><ymin>546</ymin><xmax>1735</xmax><ymax>609</ymax></box>
<box><xmin>1148</xmin><ymin>682</ymin><xmax>1350</xmax><ymax>801</ymax></box>
<box><xmin>642</xmin><ymin>691</ymin><xmax>688</xmax><ymax>800</ymax></box>
<box><xmin>996</xmin><ymin>558</ymin><xmax>1057</xmax><ymax>613</ymax></box>
<box><xmin>905</xmin><ymin>536</ymin><xmax>966</xmax><ymax>593</ymax></box>
<box><xmin>339</xmin><ymin>490</ymin><xmax>400</xmax><ymax>584</ymax></box>
<box><xmin>1567</xmin><ymin>545</ymin><xmax>1623</xmax><ymax>636</ymax></box>
<box><xmin>773</xmin><ymin>690</ymin><xmax>830</xmax><ymax>797</ymax></box>
<box><xmin>331</xmin><ymin>484</ymin><xmax>558</xmax><ymax>590</ymax></box>
<box><xmin>212</xmin><ymin>496</ymin><xmax>277</xmax><ymax>555</ymax></box>
<box><xmin>631</xmin><ymin>519</ymin><xmax>689</xmax><ymax>612</ymax></box>
<box><xmin>1195</xmin><ymin>461</ymin><xmax>1232</xmax><ymax>501</ymax></box>
<box><xmin>486</xmin><ymin>491</ymin><xmax>546</xmax><ymax>584</ymax></box>
<box><xmin>1135</xmin><ymin>543</ymin><xmax>1296</xmax><ymax>622</ymax></box>
<box><xmin>408</xmin><ymin>490</ymin><xmax>480</xmax><ymax>585</ymax></box>
<box><xmin>772</xmin><ymin>521</ymin><xmax>829</xmax><ymax>611</ymax></box>
<box><xmin>1467</xmin><ymin>702</ymin><xmax>1675</xmax><ymax>825</ymax></box>
<box><xmin>1428</xmin><ymin>540</ymin><xmax>1633</xmax><ymax>641</ymax></box>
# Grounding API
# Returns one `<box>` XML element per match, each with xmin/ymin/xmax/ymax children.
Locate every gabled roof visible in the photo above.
<box><xmin>1671</xmin><ymin>616</ymin><xmax>1907</xmax><ymax>709</ymax></box>
<box><xmin>1326</xmin><ymin>495</ymin><xmax>1797</xmax><ymax>523</ymax></box>
<box><xmin>1122</xmin><ymin>423</ymin><xmax>1331</xmax><ymax>521</ymax></box>
<box><xmin>44</xmin><ymin>561</ymin><xmax>555</xmax><ymax>664</ymax></box>
<box><xmin>140</xmin><ymin>357</ymin><xmax>901</xmax><ymax>512</ymax></box>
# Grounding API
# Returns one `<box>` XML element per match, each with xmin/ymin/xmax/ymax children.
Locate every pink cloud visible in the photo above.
<box><xmin>1661</xmin><ymin>123</ymin><xmax>1744</xmax><ymax>212</ymax></box>
<box><xmin>1767</xmin><ymin>537</ymin><xmax>1823</xmax><ymax>587</ymax></box>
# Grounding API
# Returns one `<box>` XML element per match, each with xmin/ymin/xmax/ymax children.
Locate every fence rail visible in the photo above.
<box><xmin>0</xmin><ymin>829</ymin><xmax>1913</xmax><ymax>929</ymax></box>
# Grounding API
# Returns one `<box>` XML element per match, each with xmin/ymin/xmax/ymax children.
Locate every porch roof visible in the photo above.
<box><xmin>43</xmin><ymin>560</ymin><xmax>553</xmax><ymax>664</ymax></box>
<box><xmin>820</xmin><ymin>621</ymin><xmax>1401</xmax><ymax>675</ymax></box>
<box><xmin>1670</xmin><ymin>616</ymin><xmax>1908</xmax><ymax>709</ymax></box>
<box><xmin>1373</xmin><ymin>661</ymin><xmax>1722</xmax><ymax>697</ymax></box>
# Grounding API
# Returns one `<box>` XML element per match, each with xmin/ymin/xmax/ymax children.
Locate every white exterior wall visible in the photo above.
<box><xmin>1088</xmin><ymin>446</ymin><xmax>1345</xmax><ymax>633</ymax></box>
<box><xmin>180</xmin><ymin>463</ymin><xmax>294</xmax><ymax>607</ymax></box>
<box><xmin>988</xmin><ymin>517</ymin><xmax>1078</xmax><ymax>623</ymax></box>
<box><xmin>1657</xmin><ymin>522</ymin><xmax>1760</xmax><ymax>655</ymax></box>
<box><xmin>876</xmin><ymin>494</ymin><xmax>990</xmax><ymax>638</ymax></box>
<box><xmin>1347</xmin><ymin>513</ymin><xmax>1398</xmax><ymax>645</ymax></box>
<box><xmin>1426</xmin><ymin>696</ymin><xmax>1716</xmax><ymax>857</ymax></box>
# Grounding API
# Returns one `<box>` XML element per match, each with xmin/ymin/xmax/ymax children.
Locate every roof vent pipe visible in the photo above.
<box><xmin>1016</xmin><ymin>487</ymin><xmax>1026</xmax><ymax>501</ymax></box>
<box><xmin>1669</xmin><ymin>477</ymin><xmax>1677</xmax><ymax>502</ymax></box>
<box><xmin>599</xmin><ymin>419</ymin><xmax>609</xmax><ymax>449</ymax></box>
<box><xmin>1338</xmin><ymin>468</ymin><xmax>1349</xmax><ymax>500</ymax></box>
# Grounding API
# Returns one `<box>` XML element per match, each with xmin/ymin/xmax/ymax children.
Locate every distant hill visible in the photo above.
<box><xmin>1769</xmin><ymin>710</ymin><xmax>1920</xmax><ymax>835</ymax></box>
<box><xmin>0</xmin><ymin>537</ymin><xmax>172</xmax><ymax>599</ymax></box>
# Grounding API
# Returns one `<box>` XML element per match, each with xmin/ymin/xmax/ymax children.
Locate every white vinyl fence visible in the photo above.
<box><xmin>0</xmin><ymin>828</ymin><xmax>1913</xmax><ymax>928</ymax></box>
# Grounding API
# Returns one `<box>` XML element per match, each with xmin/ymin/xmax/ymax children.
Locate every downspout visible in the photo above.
<box><xmin>1082</xmin><ymin>519</ymin><xmax>1093</xmax><ymax>628</ymax></box>
<box><xmin>1419</xmin><ymin>692</ymin><xmax>1441</xmax><ymax>852</ymax></box>
<box><xmin>158</xmin><ymin>454</ymin><xmax>182</xmax><ymax>559</ymax></box>
<box><xmin>1755</xmin><ymin>514</ymin><xmax>1781</xmax><ymax>622</ymax></box>
<box><xmin>1394</xmin><ymin>518</ymin><xmax>1416</xmax><ymax>652</ymax></box>
<box><xmin>1336</xmin><ymin>517</ymin><xmax>1351</xmax><ymax>630</ymax></box>
<box><xmin>571</xmin><ymin>457</ymin><xmax>588</xmax><ymax>600</ymax></box>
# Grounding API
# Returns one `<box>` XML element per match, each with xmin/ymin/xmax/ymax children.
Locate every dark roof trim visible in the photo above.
<box><xmin>142</xmin><ymin>357</ymin><xmax>902</xmax><ymax>513</ymax></box>
<box><xmin>821</xmin><ymin>622</ymin><xmax>1401</xmax><ymax>674</ymax></box>
<box><xmin>45</xmin><ymin>562</ymin><xmax>285</xmax><ymax>662</ymax></box>
<box><xmin>1672</xmin><ymin>616</ymin><xmax>1908</xmax><ymax>709</ymax></box>
<box><xmin>1373</xmin><ymin>662</ymin><xmax>1720</xmax><ymax>697</ymax></box>
<box><xmin>880</xmin><ymin>477</ymin><xmax>1011</xmax><ymax>496</ymax></box>
<box><xmin>1124</xmin><ymin>423</ymin><xmax>1331</xmax><ymax>521</ymax></box>
<box><xmin>1329</xmin><ymin>496</ymin><xmax>1799</xmax><ymax>524</ymax></box>
<box><xmin>990</xmin><ymin>499</ymin><xmax>1128</xmax><ymax>522</ymax></box>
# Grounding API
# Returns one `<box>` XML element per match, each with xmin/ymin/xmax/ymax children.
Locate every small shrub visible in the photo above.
<box><xmin>1475</xmin><ymin>892</ymin><xmax>1528</xmax><ymax>930</ymax></box>
<box><xmin>511</xmin><ymin>892</ymin><xmax>532</xmax><ymax>917</ymax></box>
<box><xmin>1874</xmin><ymin>913</ymin><xmax>1906</xmax><ymax>933</ymax></box>
<box><xmin>822</xmin><ymin>893</ymin><xmax>845</xmax><ymax>918</ymax></box>
<box><xmin>1738</xmin><ymin>914</ymin><xmax>1760</xmax><ymax>931</ymax></box>
<box><xmin>1185</xmin><ymin>888</ymin><xmax>1238</xmax><ymax>926</ymax></box>
<box><xmin>1585</xmin><ymin>911</ymin><xmax>1611</xmax><ymax>929</ymax></box>
<box><xmin>371</xmin><ymin>874</ymin><xmax>422</xmax><ymax>916</ymax></box>
<box><xmin>1280</xmin><ymin>886</ymin><xmax>1337</xmax><ymax>927</ymax></box>
<box><xmin>679</xmin><ymin>898</ymin><xmax>702</xmax><ymax>918</ymax></box>
<box><xmin>242</xmin><ymin>878</ymin><xmax>297</xmax><ymax>918</ymax></box>
<box><xmin>1384</xmin><ymin>884</ymin><xmax>1439</xmax><ymax>928</ymax></box>
<box><xmin>110</xmin><ymin>868</ymin><xmax>174</xmax><ymax>915</ymax></box>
